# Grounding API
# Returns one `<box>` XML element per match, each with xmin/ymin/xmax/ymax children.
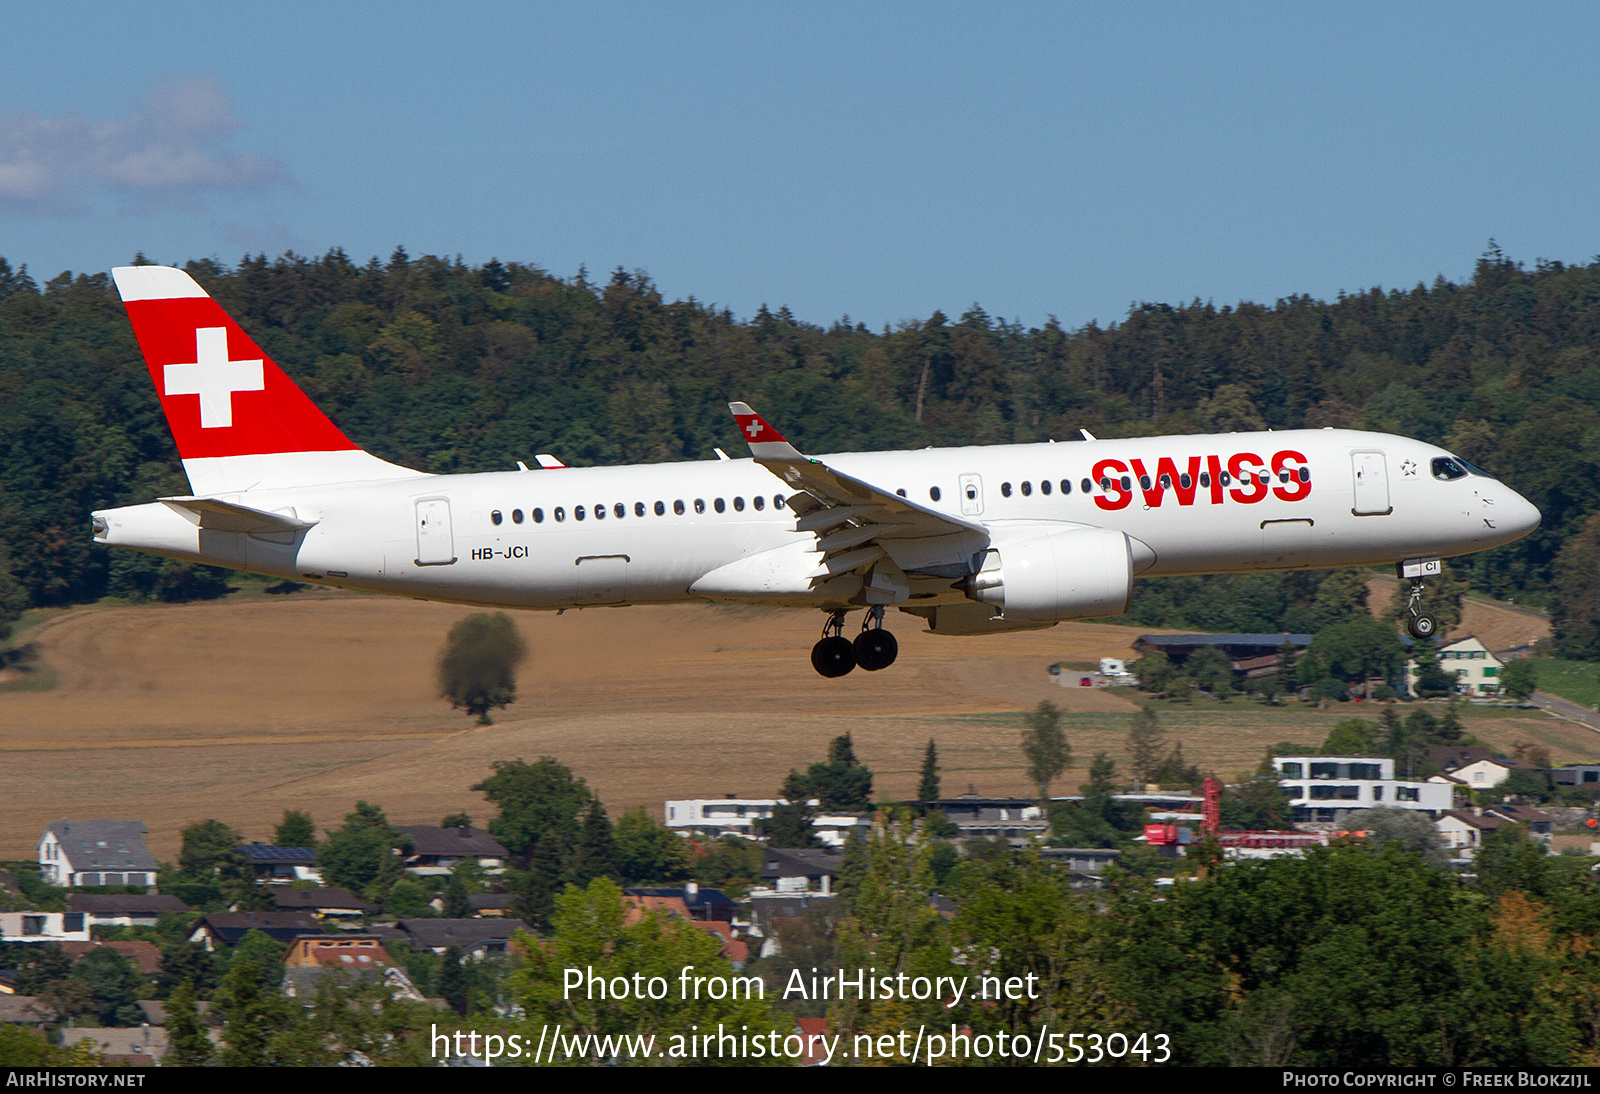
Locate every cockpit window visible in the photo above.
<box><xmin>1458</xmin><ymin>458</ymin><xmax>1493</xmax><ymax>478</ymax></box>
<box><xmin>1431</xmin><ymin>457</ymin><xmax>1468</xmax><ymax>481</ymax></box>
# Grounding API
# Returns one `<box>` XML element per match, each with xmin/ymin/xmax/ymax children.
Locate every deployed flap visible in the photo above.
<box><xmin>159</xmin><ymin>496</ymin><xmax>318</xmax><ymax>534</ymax></box>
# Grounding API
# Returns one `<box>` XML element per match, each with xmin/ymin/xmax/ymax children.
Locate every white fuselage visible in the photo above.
<box><xmin>92</xmin><ymin>427</ymin><xmax>1540</xmax><ymax>616</ymax></box>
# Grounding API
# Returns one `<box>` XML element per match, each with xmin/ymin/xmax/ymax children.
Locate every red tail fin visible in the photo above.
<box><xmin>113</xmin><ymin>265</ymin><xmax>418</xmax><ymax>494</ymax></box>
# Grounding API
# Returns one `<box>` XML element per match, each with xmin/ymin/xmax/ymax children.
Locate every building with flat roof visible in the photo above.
<box><xmin>1273</xmin><ymin>755</ymin><xmax>1452</xmax><ymax>823</ymax></box>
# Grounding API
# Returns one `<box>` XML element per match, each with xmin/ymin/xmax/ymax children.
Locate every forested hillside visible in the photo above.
<box><xmin>2</xmin><ymin>245</ymin><xmax>1598</xmax><ymax>653</ymax></box>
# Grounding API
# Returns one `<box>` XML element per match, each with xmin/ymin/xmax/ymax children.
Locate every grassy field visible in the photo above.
<box><xmin>1529</xmin><ymin>659</ymin><xmax>1600</xmax><ymax>710</ymax></box>
<box><xmin>1</xmin><ymin>592</ymin><xmax>1593</xmax><ymax>861</ymax></box>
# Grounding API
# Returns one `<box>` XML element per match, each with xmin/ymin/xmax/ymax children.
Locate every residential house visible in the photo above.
<box><xmin>395</xmin><ymin>825</ymin><xmax>508</xmax><ymax>876</ymax></box>
<box><xmin>758</xmin><ymin>849</ymin><xmax>841</xmax><ymax>896</ymax></box>
<box><xmin>38</xmin><ymin>820</ymin><xmax>159</xmax><ymax>888</ymax></box>
<box><xmin>623</xmin><ymin>883</ymin><xmax>737</xmax><ymax>922</ymax></box>
<box><xmin>468</xmin><ymin>894</ymin><xmax>513</xmax><ymax>917</ymax></box>
<box><xmin>60</xmin><ymin>940</ymin><xmax>162</xmax><ymax>976</ymax></box>
<box><xmin>189</xmin><ymin>912</ymin><xmax>320</xmax><ymax>950</ymax></box>
<box><xmin>923</xmin><ymin>796</ymin><xmax>1049</xmax><ymax>844</ymax></box>
<box><xmin>1483</xmin><ymin>803</ymin><xmax>1555</xmax><ymax>843</ymax></box>
<box><xmin>386</xmin><ymin>918</ymin><xmax>529</xmax><ymax>956</ymax></box>
<box><xmin>1553</xmin><ymin>764</ymin><xmax>1600</xmax><ymax>788</ymax></box>
<box><xmin>1407</xmin><ymin>635</ymin><xmax>1505</xmax><ymax>697</ymax></box>
<box><xmin>1273</xmin><ymin>756</ymin><xmax>1453</xmax><ymax>822</ymax></box>
<box><xmin>0</xmin><ymin>911</ymin><xmax>90</xmax><ymax>944</ymax></box>
<box><xmin>60</xmin><ymin>1026</ymin><xmax>167</xmax><ymax>1064</ymax></box>
<box><xmin>0</xmin><ymin>996</ymin><xmax>48</xmax><ymax>1025</ymax></box>
<box><xmin>663</xmin><ymin>798</ymin><xmax>870</xmax><ymax>847</ymax></box>
<box><xmin>280</xmin><ymin>934</ymin><xmax>425</xmax><ymax>1001</ymax></box>
<box><xmin>270</xmin><ymin>887</ymin><xmax>375</xmax><ymax>920</ymax></box>
<box><xmin>66</xmin><ymin>893</ymin><xmax>189</xmax><ymax>930</ymax></box>
<box><xmin>1430</xmin><ymin>756</ymin><xmax>1542</xmax><ymax>792</ymax></box>
<box><xmin>236</xmin><ymin>844</ymin><xmax>321</xmax><ymax>884</ymax></box>
<box><xmin>1436</xmin><ymin>811</ymin><xmax>1507</xmax><ymax>858</ymax></box>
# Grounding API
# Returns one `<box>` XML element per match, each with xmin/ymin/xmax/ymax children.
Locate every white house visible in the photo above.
<box><xmin>664</xmin><ymin>798</ymin><xmax>870</xmax><ymax>846</ymax></box>
<box><xmin>1273</xmin><ymin>756</ymin><xmax>1454</xmax><ymax>823</ymax></box>
<box><xmin>0</xmin><ymin>911</ymin><xmax>91</xmax><ymax>944</ymax></box>
<box><xmin>38</xmin><ymin>820</ymin><xmax>159</xmax><ymax>888</ymax></box>
<box><xmin>1436</xmin><ymin>810</ymin><xmax>1506</xmax><ymax>859</ymax></box>
<box><xmin>1407</xmin><ymin>636</ymin><xmax>1504</xmax><ymax>697</ymax></box>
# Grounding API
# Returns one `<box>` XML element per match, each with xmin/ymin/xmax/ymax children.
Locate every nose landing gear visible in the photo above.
<box><xmin>810</xmin><ymin>608</ymin><xmax>899</xmax><ymax>677</ymax></box>
<box><xmin>1404</xmin><ymin>578</ymin><xmax>1437</xmax><ymax>640</ymax></box>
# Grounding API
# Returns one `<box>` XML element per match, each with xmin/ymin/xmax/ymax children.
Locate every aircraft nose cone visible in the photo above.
<box><xmin>1504</xmin><ymin>490</ymin><xmax>1541</xmax><ymax>539</ymax></box>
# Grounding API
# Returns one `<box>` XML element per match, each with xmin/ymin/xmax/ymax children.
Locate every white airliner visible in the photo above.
<box><xmin>91</xmin><ymin>266</ymin><xmax>1541</xmax><ymax>676</ymax></box>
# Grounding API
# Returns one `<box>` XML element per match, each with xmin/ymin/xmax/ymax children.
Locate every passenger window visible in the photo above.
<box><xmin>1200</xmin><ymin>472</ymin><xmax>1211</xmax><ymax>488</ymax></box>
<box><xmin>1040</xmin><ymin>480</ymin><xmax>1051</xmax><ymax>495</ymax></box>
<box><xmin>1431</xmin><ymin>457</ymin><xmax>1468</xmax><ymax>481</ymax></box>
<box><xmin>694</xmin><ymin>499</ymin><xmax>706</xmax><ymax>514</ymax></box>
<box><xmin>554</xmin><ymin>507</ymin><xmax>566</xmax><ymax>522</ymax></box>
<box><xmin>1179</xmin><ymin>474</ymin><xmax>1192</xmax><ymax>489</ymax></box>
<box><xmin>655</xmin><ymin>501</ymin><xmax>666</xmax><ymax>516</ymax></box>
<box><xmin>895</xmin><ymin>488</ymin><xmax>906</xmax><ymax>497</ymax></box>
<box><xmin>1059</xmin><ymin>479</ymin><xmax>1071</xmax><ymax>495</ymax></box>
<box><xmin>1139</xmin><ymin>475</ymin><xmax>1152</xmax><ymax>490</ymax></box>
<box><xmin>714</xmin><ymin>498</ymin><xmax>726</xmax><ymax>513</ymax></box>
<box><xmin>1079</xmin><ymin>478</ymin><xmax>1090</xmax><ymax>493</ymax></box>
<box><xmin>532</xmin><ymin>508</ymin><xmax>544</xmax><ymax>523</ymax></box>
<box><xmin>1299</xmin><ymin>467</ymin><xmax>1311</xmax><ymax>483</ymax></box>
<box><xmin>930</xmin><ymin>486</ymin><xmax>942</xmax><ymax>502</ymax></box>
<box><xmin>512</xmin><ymin>508</ymin><xmax>523</xmax><ymax>524</ymax></box>
<box><xmin>1001</xmin><ymin>482</ymin><xmax>1013</xmax><ymax>497</ymax></box>
<box><xmin>1021</xmin><ymin>481</ymin><xmax>1032</xmax><ymax>496</ymax></box>
<box><xmin>733</xmin><ymin>496</ymin><xmax>745</xmax><ymax>511</ymax></box>
<box><xmin>491</xmin><ymin>510</ymin><xmax>503</xmax><ymax>526</ymax></box>
<box><xmin>674</xmin><ymin>500</ymin><xmax>685</xmax><ymax>515</ymax></box>
<box><xmin>594</xmin><ymin>503</ymin><xmax>606</xmax><ymax>520</ymax></box>
<box><xmin>1121</xmin><ymin>476</ymin><xmax>1132</xmax><ymax>491</ymax></box>
<box><xmin>1219</xmin><ymin>472</ymin><xmax>1232</xmax><ymax>486</ymax></box>
<box><xmin>774</xmin><ymin>495</ymin><xmax>786</xmax><ymax>509</ymax></box>
<box><xmin>575</xmin><ymin>506</ymin><xmax>587</xmax><ymax>521</ymax></box>
<box><xmin>615</xmin><ymin>503</ymin><xmax>625</xmax><ymax>518</ymax></box>
<box><xmin>1099</xmin><ymin>477</ymin><xmax>1111</xmax><ymax>489</ymax></box>
<box><xmin>1158</xmin><ymin>474</ymin><xmax>1171</xmax><ymax>489</ymax></box>
<box><xmin>753</xmin><ymin>495</ymin><xmax>765</xmax><ymax>511</ymax></box>
<box><xmin>635</xmin><ymin>502</ymin><xmax>646</xmax><ymax>517</ymax></box>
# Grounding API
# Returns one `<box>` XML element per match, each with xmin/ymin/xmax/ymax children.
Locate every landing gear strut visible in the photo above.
<box><xmin>810</xmin><ymin>608</ymin><xmax>899</xmax><ymax>677</ymax></box>
<box><xmin>811</xmin><ymin>611</ymin><xmax>856</xmax><ymax>678</ymax></box>
<box><xmin>853</xmin><ymin>607</ymin><xmax>899</xmax><ymax>672</ymax></box>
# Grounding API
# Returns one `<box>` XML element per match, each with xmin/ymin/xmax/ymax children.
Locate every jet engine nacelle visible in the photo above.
<box><xmin>966</xmin><ymin>524</ymin><xmax>1134</xmax><ymax>621</ymax></box>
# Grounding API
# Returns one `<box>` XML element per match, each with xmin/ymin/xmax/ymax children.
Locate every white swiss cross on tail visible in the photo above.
<box><xmin>163</xmin><ymin>327</ymin><xmax>264</xmax><ymax>429</ymax></box>
<box><xmin>728</xmin><ymin>401</ymin><xmax>804</xmax><ymax>461</ymax></box>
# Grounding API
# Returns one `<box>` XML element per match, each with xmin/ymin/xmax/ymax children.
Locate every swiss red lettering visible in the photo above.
<box><xmin>1092</xmin><ymin>458</ymin><xmax>1131</xmax><ymax>511</ymax></box>
<box><xmin>1272</xmin><ymin>449</ymin><xmax>1312</xmax><ymax>501</ymax></box>
<box><xmin>1227</xmin><ymin>452</ymin><xmax>1268</xmax><ymax>503</ymax></box>
<box><xmin>1206</xmin><ymin>455</ymin><xmax>1225</xmax><ymax>504</ymax></box>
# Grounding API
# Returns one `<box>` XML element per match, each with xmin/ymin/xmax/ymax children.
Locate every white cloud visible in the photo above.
<box><xmin>0</xmin><ymin>75</ymin><xmax>291</xmax><ymax>216</ymax></box>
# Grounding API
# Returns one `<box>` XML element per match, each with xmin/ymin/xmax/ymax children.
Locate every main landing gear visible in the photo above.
<box><xmin>810</xmin><ymin>608</ymin><xmax>899</xmax><ymax>678</ymax></box>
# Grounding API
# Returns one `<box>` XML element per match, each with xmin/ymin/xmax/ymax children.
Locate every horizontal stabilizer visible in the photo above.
<box><xmin>159</xmin><ymin>497</ymin><xmax>317</xmax><ymax>534</ymax></box>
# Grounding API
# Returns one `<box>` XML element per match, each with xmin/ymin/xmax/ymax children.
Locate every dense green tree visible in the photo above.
<box><xmin>1322</xmin><ymin>718</ymin><xmax>1377</xmax><ymax>754</ymax></box>
<box><xmin>214</xmin><ymin>958</ymin><xmax>285</xmax><ymax>1067</ymax></box>
<box><xmin>1312</xmin><ymin>569</ymin><xmax>1372</xmax><ymax>629</ymax></box>
<box><xmin>441</xmin><ymin>873</ymin><xmax>473</xmax><ymax>919</ymax></box>
<box><xmin>1342</xmin><ymin>807</ymin><xmax>1449</xmax><ymax>869</ymax></box>
<box><xmin>474</xmin><ymin>757</ymin><xmax>594</xmax><ymax>860</ymax></box>
<box><xmin>614</xmin><ymin>806</ymin><xmax>690</xmax><ymax>884</ymax></box>
<box><xmin>178</xmin><ymin>819</ymin><xmax>246</xmax><ymax>882</ymax></box>
<box><xmin>314</xmin><ymin>801</ymin><xmax>408</xmax><ymax>896</ymax></box>
<box><xmin>1186</xmin><ymin>645</ymin><xmax>1238</xmax><ymax>698</ymax></box>
<box><xmin>385</xmin><ymin>877</ymin><xmax>434</xmax><ymax>918</ymax></box>
<box><xmin>765</xmin><ymin>770</ymin><xmax>820</xmax><ymax>848</ymax></box>
<box><xmin>1308</xmin><ymin>617</ymin><xmax>1407</xmax><ymax>684</ymax></box>
<box><xmin>1127</xmin><ymin>706</ymin><xmax>1167</xmax><ymax>785</ymax></box>
<box><xmin>918</xmin><ymin>739</ymin><xmax>941</xmax><ymax>801</ymax></box>
<box><xmin>1500</xmin><ymin>658</ymin><xmax>1540</xmax><ymax>700</ymax></box>
<box><xmin>806</xmin><ymin>733</ymin><xmax>873</xmax><ymax>811</ymax></box>
<box><xmin>159</xmin><ymin>941</ymin><xmax>221</xmax><ymax>999</ymax></box>
<box><xmin>273</xmin><ymin>810</ymin><xmax>316</xmax><ymax>848</ymax></box>
<box><xmin>162</xmin><ymin>979</ymin><xmax>213</xmax><ymax>1066</ymax></box>
<box><xmin>572</xmin><ymin>800</ymin><xmax>620</xmax><ymax>886</ymax></box>
<box><xmin>438</xmin><ymin>612</ymin><xmax>527</xmax><ymax>720</ymax></box>
<box><xmin>70</xmin><ymin>946</ymin><xmax>147</xmax><ymax>1026</ymax></box>
<box><xmin>1020</xmin><ymin>700</ymin><xmax>1071</xmax><ymax>799</ymax></box>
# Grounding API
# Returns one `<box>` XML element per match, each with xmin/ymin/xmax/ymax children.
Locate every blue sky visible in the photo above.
<box><xmin>1</xmin><ymin>2</ymin><xmax>1596</xmax><ymax>329</ymax></box>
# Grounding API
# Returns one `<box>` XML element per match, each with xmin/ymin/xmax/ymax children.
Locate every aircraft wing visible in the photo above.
<box><xmin>728</xmin><ymin>402</ymin><xmax>987</xmax><ymax>601</ymax></box>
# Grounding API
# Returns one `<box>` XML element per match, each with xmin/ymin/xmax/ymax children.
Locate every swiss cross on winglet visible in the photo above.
<box><xmin>728</xmin><ymin>402</ymin><xmax>804</xmax><ymax>460</ymax></box>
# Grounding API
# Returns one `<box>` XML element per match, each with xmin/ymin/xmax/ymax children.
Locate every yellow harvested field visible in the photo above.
<box><xmin>2</xmin><ymin>591</ymin><xmax>1592</xmax><ymax>861</ymax></box>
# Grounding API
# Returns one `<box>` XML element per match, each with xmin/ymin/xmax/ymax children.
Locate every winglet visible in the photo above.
<box><xmin>729</xmin><ymin>402</ymin><xmax>804</xmax><ymax>460</ymax></box>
